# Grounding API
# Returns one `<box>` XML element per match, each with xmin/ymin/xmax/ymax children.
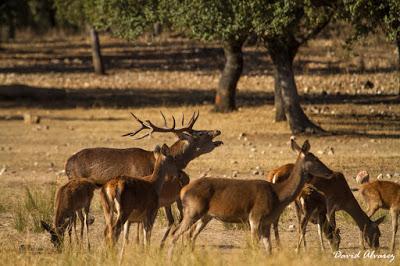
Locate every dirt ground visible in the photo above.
<box><xmin>0</xmin><ymin>32</ymin><xmax>399</xmax><ymax>265</ymax></box>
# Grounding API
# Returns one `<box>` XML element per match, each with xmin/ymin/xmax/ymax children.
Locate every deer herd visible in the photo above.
<box><xmin>40</xmin><ymin>111</ymin><xmax>399</xmax><ymax>258</ymax></box>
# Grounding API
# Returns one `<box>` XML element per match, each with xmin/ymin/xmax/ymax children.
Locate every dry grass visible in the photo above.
<box><xmin>0</xmin><ymin>31</ymin><xmax>399</xmax><ymax>264</ymax></box>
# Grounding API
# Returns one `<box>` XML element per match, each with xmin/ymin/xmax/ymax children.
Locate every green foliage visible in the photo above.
<box><xmin>165</xmin><ymin>0</ymin><xmax>336</xmax><ymax>45</ymax></box>
<box><xmin>12</xmin><ymin>187</ymin><xmax>55</xmax><ymax>233</ymax></box>
<box><xmin>163</xmin><ymin>0</ymin><xmax>255</xmax><ymax>42</ymax></box>
<box><xmin>84</xmin><ymin>0</ymin><xmax>159</xmax><ymax>40</ymax></box>
<box><xmin>0</xmin><ymin>0</ymin><xmax>55</xmax><ymax>31</ymax></box>
<box><xmin>344</xmin><ymin>0</ymin><xmax>400</xmax><ymax>42</ymax></box>
<box><xmin>252</xmin><ymin>0</ymin><xmax>336</xmax><ymax>43</ymax></box>
<box><xmin>54</xmin><ymin>0</ymin><xmax>102</xmax><ymax>29</ymax></box>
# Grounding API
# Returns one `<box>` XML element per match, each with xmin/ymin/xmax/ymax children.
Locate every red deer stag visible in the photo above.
<box><xmin>65</xmin><ymin>112</ymin><xmax>222</xmax><ymax>244</ymax></box>
<box><xmin>266</xmin><ymin>165</ymin><xmax>341</xmax><ymax>251</ymax></box>
<box><xmin>270</xmin><ymin>163</ymin><xmax>385</xmax><ymax>249</ymax></box>
<box><xmin>168</xmin><ymin>138</ymin><xmax>334</xmax><ymax>256</ymax></box>
<box><xmin>353</xmin><ymin>180</ymin><xmax>400</xmax><ymax>252</ymax></box>
<box><xmin>41</xmin><ymin>179</ymin><xmax>97</xmax><ymax>250</ymax></box>
<box><xmin>100</xmin><ymin>144</ymin><xmax>177</xmax><ymax>259</ymax></box>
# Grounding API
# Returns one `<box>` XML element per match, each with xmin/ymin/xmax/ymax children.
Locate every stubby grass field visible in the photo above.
<box><xmin>0</xmin><ymin>31</ymin><xmax>399</xmax><ymax>265</ymax></box>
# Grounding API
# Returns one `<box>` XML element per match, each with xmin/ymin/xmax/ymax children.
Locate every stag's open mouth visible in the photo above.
<box><xmin>211</xmin><ymin>130</ymin><xmax>223</xmax><ymax>146</ymax></box>
<box><xmin>213</xmin><ymin>140</ymin><xmax>224</xmax><ymax>147</ymax></box>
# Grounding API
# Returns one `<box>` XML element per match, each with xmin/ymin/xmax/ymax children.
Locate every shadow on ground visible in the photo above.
<box><xmin>1</xmin><ymin>41</ymin><xmax>397</xmax><ymax>76</ymax></box>
<box><xmin>0</xmin><ymin>84</ymin><xmax>272</xmax><ymax>109</ymax></box>
<box><xmin>1</xmin><ymin>84</ymin><xmax>399</xmax><ymax>109</ymax></box>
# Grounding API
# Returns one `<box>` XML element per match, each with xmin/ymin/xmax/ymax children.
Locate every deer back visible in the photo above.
<box><xmin>54</xmin><ymin>179</ymin><xmax>96</xmax><ymax>229</ymax></box>
<box><xmin>66</xmin><ymin>147</ymin><xmax>155</xmax><ymax>185</ymax></box>
<box><xmin>361</xmin><ymin>180</ymin><xmax>400</xmax><ymax>209</ymax></box>
<box><xmin>266</xmin><ymin>163</ymin><xmax>294</xmax><ymax>183</ymax></box>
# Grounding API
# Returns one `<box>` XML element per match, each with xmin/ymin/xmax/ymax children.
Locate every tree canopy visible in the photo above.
<box><xmin>344</xmin><ymin>0</ymin><xmax>399</xmax><ymax>42</ymax></box>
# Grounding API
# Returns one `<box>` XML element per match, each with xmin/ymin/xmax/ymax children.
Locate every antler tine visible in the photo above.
<box><xmin>122</xmin><ymin>113</ymin><xmax>151</xmax><ymax>138</ymax></box>
<box><xmin>132</xmin><ymin>132</ymin><xmax>151</xmax><ymax>140</ymax></box>
<box><xmin>186</xmin><ymin>112</ymin><xmax>195</xmax><ymax>127</ymax></box>
<box><xmin>181</xmin><ymin>113</ymin><xmax>185</xmax><ymax>126</ymax></box>
<box><xmin>171</xmin><ymin>115</ymin><xmax>176</xmax><ymax>129</ymax></box>
<box><xmin>187</xmin><ymin>110</ymin><xmax>200</xmax><ymax>129</ymax></box>
<box><xmin>160</xmin><ymin>111</ymin><xmax>168</xmax><ymax>128</ymax></box>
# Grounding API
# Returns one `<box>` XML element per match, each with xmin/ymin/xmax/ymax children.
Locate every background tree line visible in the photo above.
<box><xmin>0</xmin><ymin>0</ymin><xmax>399</xmax><ymax>134</ymax></box>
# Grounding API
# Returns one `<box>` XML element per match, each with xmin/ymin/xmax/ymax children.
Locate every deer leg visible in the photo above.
<box><xmin>160</xmin><ymin>206</ymin><xmax>175</xmax><ymax>248</ymax></box>
<box><xmin>297</xmin><ymin>211</ymin><xmax>312</xmax><ymax>253</ymax></box>
<box><xmin>67</xmin><ymin>221</ymin><xmax>73</xmax><ymax>247</ymax></box>
<box><xmin>273</xmin><ymin>215</ymin><xmax>281</xmax><ymax>248</ymax></box>
<box><xmin>143</xmin><ymin>210</ymin><xmax>157</xmax><ymax>247</ymax></box>
<box><xmin>135</xmin><ymin>223</ymin><xmax>140</xmax><ymax>244</ymax></box>
<box><xmin>112</xmin><ymin>209</ymin><xmax>130</xmax><ymax>246</ymax></box>
<box><xmin>390</xmin><ymin>209</ymin><xmax>398</xmax><ymax>252</ymax></box>
<box><xmin>76</xmin><ymin>210</ymin><xmax>84</xmax><ymax>245</ymax></box>
<box><xmin>83</xmin><ymin>206</ymin><xmax>91</xmax><ymax>250</ymax></box>
<box><xmin>119</xmin><ymin>221</ymin><xmax>130</xmax><ymax>265</ymax></box>
<box><xmin>249</xmin><ymin>216</ymin><xmax>261</xmax><ymax>247</ymax></box>
<box><xmin>294</xmin><ymin>200</ymin><xmax>303</xmax><ymax>246</ymax></box>
<box><xmin>317</xmin><ymin>213</ymin><xmax>325</xmax><ymax>251</ymax></box>
<box><xmin>260</xmin><ymin>222</ymin><xmax>272</xmax><ymax>255</ymax></box>
<box><xmin>176</xmin><ymin>199</ymin><xmax>184</xmax><ymax>223</ymax></box>
<box><xmin>124</xmin><ymin>221</ymin><xmax>131</xmax><ymax>245</ymax></box>
<box><xmin>168</xmin><ymin>212</ymin><xmax>201</xmax><ymax>258</ymax></box>
<box><xmin>360</xmin><ymin>229</ymin><xmax>365</xmax><ymax>250</ymax></box>
<box><xmin>189</xmin><ymin>215</ymin><xmax>212</xmax><ymax>250</ymax></box>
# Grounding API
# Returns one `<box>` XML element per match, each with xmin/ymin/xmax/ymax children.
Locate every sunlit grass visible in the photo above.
<box><xmin>12</xmin><ymin>186</ymin><xmax>55</xmax><ymax>232</ymax></box>
<box><xmin>0</xmin><ymin>242</ymin><xmax>396</xmax><ymax>266</ymax></box>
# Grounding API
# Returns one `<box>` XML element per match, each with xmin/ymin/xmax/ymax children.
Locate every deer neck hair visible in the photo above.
<box><xmin>149</xmin><ymin>159</ymin><xmax>168</xmax><ymax>195</ymax></box>
<box><xmin>272</xmin><ymin>154</ymin><xmax>307</xmax><ymax>204</ymax></box>
<box><xmin>169</xmin><ymin>140</ymin><xmax>195</xmax><ymax>169</ymax></box>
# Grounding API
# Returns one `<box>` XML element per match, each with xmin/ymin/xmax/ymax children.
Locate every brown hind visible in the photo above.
<box><xmin>41</xmin><ymin>179</ymin><xmax>97</xmax><ymax>250</ymax></box>
<box><xmin>168</xmin><ymin>138</ymin><xmax>333</xmax><ymax>256</ymax></box>
<box><xmin>270</xmin><ymin>163</ymin><xmax>384</xmax><ymax>249</ymax></box>
<box><xmin>266</xmin><ymin>164</ymin><xmax>341</xmax><ymax>251</ymax></box>
<box><xmin>354</xmin><ymin>180</ymin><xmax>400</xmax><ymax>252</ymax></box>
<box><xmin>100</xmin><ymin>144</ymin><xmax>178</xmax><ymax>259</ymax></box>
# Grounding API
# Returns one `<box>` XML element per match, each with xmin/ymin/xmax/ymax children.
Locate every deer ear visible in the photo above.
<box><xmin>154</xmin><ymin>145</ymin><xmax>161</xmax><ymax>153</ymax></box>
<box><xmin>160</xmin><ymin>144</ymin><xmax>170</xmax><ymax>156</ymax></box>
<box><xmin>301</xmin><ymin>140</ymin><xmax>311</xmax><ymax>153</ymax></box>
<box><xmin>290</xmin><ymin>136</ymin><xmax>302</xmax><ymax>153</ymax></box>
<box><xmin>41</xmin><ymin>220</ymin><xmax>52</xmax><ymax>232</ymax></box>
<box><xmin>176</xmin><ymin>132</ymin><xmax>194</xmax><ymax>142</ymax></box>
<box><xmin>374</xmin><ymin>216</ymin><xmax>385</xmax><ymax>225</ymax></box>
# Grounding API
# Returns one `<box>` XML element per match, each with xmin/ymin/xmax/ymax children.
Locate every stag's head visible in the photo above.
<box><xmin>123</xmin><ymin>111</ymin><xmax>222</xmax><ymax>169</ymax></box>
<box><xmin>291</xmin><ymin>137</ymin><xmax>333</xmax><ymax>180</ymax></box>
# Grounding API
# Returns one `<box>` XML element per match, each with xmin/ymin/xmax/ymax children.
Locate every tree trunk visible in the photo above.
<box><xmin>7</xmin><ymin>22</ymin><xmax>15</xmax><ymax>40</ymax></box>
<box><xmin>214</xmin><ymin>39</ymin><xmax>244</xmax><ymax>112</ymax></box>
<box><xmin>396</xmin><ymin>34</ymin><xmax>400</xmax><ymax>95</ymax></box>
<box><xmin>267</xmin><ymin>39</ymin><xmax>324</xmax><ymax>134</ymax></box>
<box><xmin>89</xmin><ymin>27</ymin><xmax>105</xmax><ymax>75</ymax></box>
<box><xmin>274</xmin><ymin>72</ymin><xmax>286</xmax><ymax>121</ymax></box>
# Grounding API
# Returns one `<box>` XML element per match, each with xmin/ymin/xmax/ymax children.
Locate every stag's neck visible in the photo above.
<box><xmin>272</xmin><ymin>156</ymin><xmax>307</xmax><ymax>204</ymax></box>
<box><xmin>169</xmin><ymin>141</ymin><xmax>195</xmax><ymax>169</ymax></box>
<box><xmin>149</xmin><ymin>164</ymin><xmax>167</xmax><ymax>195</ymax></box>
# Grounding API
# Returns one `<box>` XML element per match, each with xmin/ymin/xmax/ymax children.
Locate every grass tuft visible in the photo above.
<box><xmin>12</xmin><ymin>186</ymin><xmax>55</xmax><ymax>232</ymax></box>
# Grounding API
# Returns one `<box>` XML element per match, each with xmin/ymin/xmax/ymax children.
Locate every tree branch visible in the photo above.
<box><xmin>297</xmin><ymin>10</ymin><xmax>334</xmax><ymax>46</ymax></box>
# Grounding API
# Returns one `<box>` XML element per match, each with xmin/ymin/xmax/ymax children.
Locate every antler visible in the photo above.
<box><xmin>123</xmin><ymin>111</ymin><xmax>200</xmax><ymax>139</ymax></box>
